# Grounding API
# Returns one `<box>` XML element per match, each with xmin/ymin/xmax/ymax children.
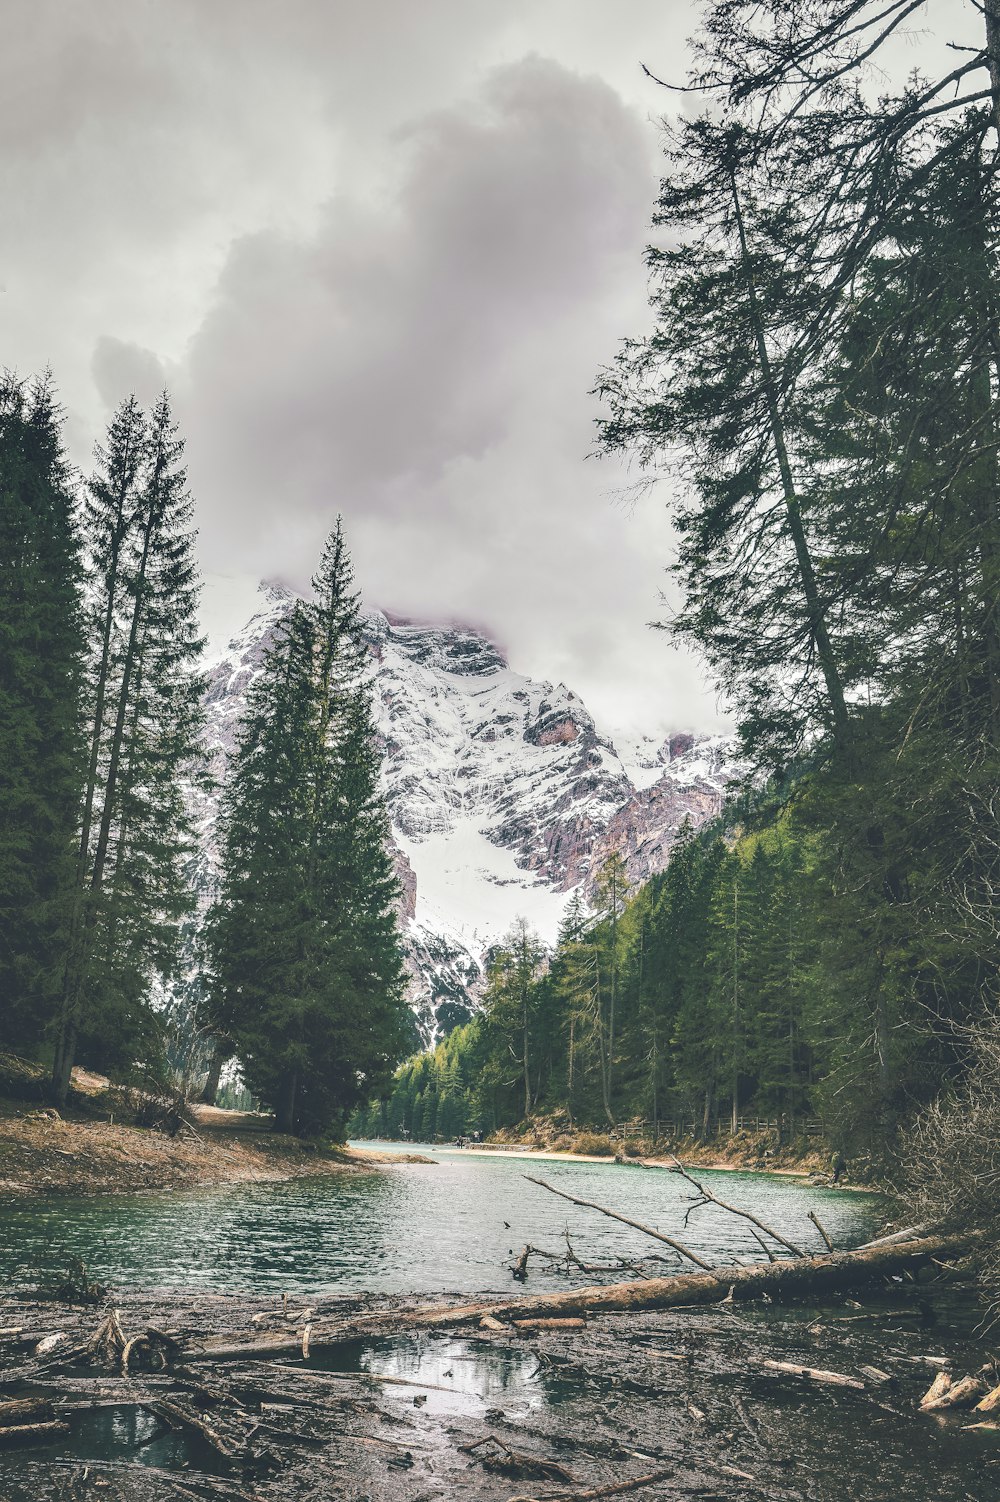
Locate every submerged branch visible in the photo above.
<box><xmin>523</xmin><ymin>1175</ymin><xmax>713</xmax><ymax>1269</ymax></box>
<box><xmin>667</xmin><ymin>1158</ymin><xmax>808</xmax><ymax>1258</ymax></box>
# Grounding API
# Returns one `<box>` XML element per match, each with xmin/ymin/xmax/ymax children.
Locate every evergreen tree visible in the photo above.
<box><xmin>207</xmin><ymin>521</ymin><xmax>408</xmax><ymax>1135</ymax></box>
<box><xmin>0</xmin><ymin>373</ymin><xmax>83</xmax><ymax>1046</ymax></box>
<box><xmin>481</xmin><ymin>918</ymin><xmax>547</xmax><ymax>1119</ymax></box>
<box><xmin>53</xmin><ymin>393</ymin><xmax>206</xmax><ymax>1100</ymax></box>
<box><xmin>590</xmin><ymin>853</ymin><xmax>629</xmax><ymax>1123</ymax></box>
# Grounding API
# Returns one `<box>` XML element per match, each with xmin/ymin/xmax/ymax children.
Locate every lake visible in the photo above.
<box><xmin>0</xmin><ymin>1142</ymin><xmax>880</xmax><ymax>1295</ymax></box>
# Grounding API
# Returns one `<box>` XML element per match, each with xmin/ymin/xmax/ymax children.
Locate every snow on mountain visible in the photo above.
<box><xmin>195</xmin><ymin>583</ymin><xmax>739</xmax><ymax>1043</ymax></box>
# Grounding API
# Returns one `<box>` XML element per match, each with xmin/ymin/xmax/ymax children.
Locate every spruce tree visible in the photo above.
<box><xmin>0</xmin><ymin>373</ymin><xmax>84</xmax><ymax>1047</ymax></box>
<box><xmin>208</xmin><ymin>520</ymin><xmax>408</xmax><ymax>1136</ymax></box>
<box><xmin>54</xmin><ymin>392</ymin><xmax>206</xmax><ymax>1100</ymax></box>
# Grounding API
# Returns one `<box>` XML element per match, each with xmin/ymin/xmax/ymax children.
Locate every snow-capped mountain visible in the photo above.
<box><xmin>195</xmin><ymin>583</ymin><xmax>738</xmax><ymax>1042</ymax></box>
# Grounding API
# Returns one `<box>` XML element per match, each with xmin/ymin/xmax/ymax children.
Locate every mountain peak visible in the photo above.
<box><xmin>192</xmin><ymin>588</ymin><xmax>738</xmax><ymax>1043</ymax></box>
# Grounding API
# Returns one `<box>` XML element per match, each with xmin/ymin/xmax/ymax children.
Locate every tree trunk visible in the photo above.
<box><xmin>729</xmin><ymin>168</ymin><xmax>852</xmax><ymax>760</ymax></box>
<box><xmin>199</xmin><ymin>1043</ymin><xmax>227</xmax><ymax>1106</ymax></box>
<box><xmin>985</xmin><ymin>0</ymin><xmax>1000</xmax><ymax>139</ymax></box>
<box><xmin>52</xmin><ymin>500</ymin><xmax>158</xmax><ymax>1104</ymax></box>
<box><xmin>189</xmin><ymin>1233</ymin><xmax>973</xmax><ymax>1362</ymax></box>
<box><xmin>50</xmin><ymin>1023</ymin><xmax>76</xmax><ymax>1107</ymax></box>
<box><xmin>275</xmin><ymin>1072</ymin><xmax>298</xmax><ymax>1135</ymax></box>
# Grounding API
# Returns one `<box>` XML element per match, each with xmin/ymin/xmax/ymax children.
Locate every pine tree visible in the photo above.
<box><xmin>54</xmin><ymin>393</ymin><xmax>206</xmax><ymax>1100</ymax></box>
<box><xmin>207</xmin><ymin>521</ymin><xmax>408</xmax><ymax>1136</ymax></box>
<box><xmin>590</xmin><ymin>853</ymin><xmax>629</xmax><ymax>1124</ymax></box>
<box><xmin>0</xmin><ymin>373</ymin><xmax>84</xmax><ymax>1047</ymax></box>
<box><xmin>481</xmin><ymin>918</ymin><xmax>547</xmax><ymax>1119</ymax></box>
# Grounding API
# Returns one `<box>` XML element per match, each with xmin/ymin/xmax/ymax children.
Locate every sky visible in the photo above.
<box><xmin>0</xmin><ymin>0</ymin><xmax>976</xmax><ymax>745</ymax></box>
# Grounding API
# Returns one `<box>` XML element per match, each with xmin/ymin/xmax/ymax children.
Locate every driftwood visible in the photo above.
<box><xmin>761</xmin><ymin>1359</ymin><xmax>865</xmax><ymax>1390</ymax></box>
<box><xmin>523</xmin><ymin>1175</ymin><xmax>712</xmax><ymax>1269</ymax></box>
<box><xmin>921</xmin><ymin>1373</ymin><xmax>985</xmax><ymax>1411</ymax></box>
<box><xmin>0</xmin><ymin>1420</ymin><xmax>70</xmax><ymax>1447</ymax></box>
<box><xmin>920</xmin><ymin>1371</ymin><xmax>953</xmax><ymax>1407</ymax></box>
<box><xmin>808</xmin><ymin>1211</ymin><xmax>835</xmax><ymax>1253</ymax></box>
<box><xmin>860</xmin><ymin>1225</ymin><xmax>929</xmax><ymax>1249</ymax></box>
<box><xmin>0</xmin><ymin>1397</ymin><xmax>55</xmax><ymax>1424</ymax></box>
<box><xmin>460</xmin><ymin>1433</ymin><xmax>576</xmax><ymax>1482</ymax></box>
<box><xmin>185</xmin><ymin>1232</ymin><xmax>969</xmax><ymax>1363</ymax></box>
<box><xmin>512</xmin><ymin>1318</ymin><xmax>587</xmax><ymax>1331</ymax></box>
<box><xmin>147</xmin><ymin>1396</ymin><xmax>237</xmax><ymax>1457</ymax></box>
<box><xmin>506</xmin><ymin>1468</ymin><xmax>676</xmax><ymax>1502</ymax></box>
<box><xmin>975</xmin><ymin>1382</ymin><xmax>1000</xmax><ymax>1412</ymax></box>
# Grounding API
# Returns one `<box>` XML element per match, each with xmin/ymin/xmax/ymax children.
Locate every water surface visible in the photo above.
<box><xmin>0</xmin><ymin>1142</ymin><xmax>880</xmax><ymax>1294</ymax></box>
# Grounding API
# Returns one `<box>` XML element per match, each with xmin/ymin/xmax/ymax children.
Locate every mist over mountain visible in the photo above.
<box><xmin>193</xmin><ymin>582</ymin><xmax>738</xmax><ymax>1042</ymax></box>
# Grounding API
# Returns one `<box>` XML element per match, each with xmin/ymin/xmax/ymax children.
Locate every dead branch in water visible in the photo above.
<box><xmin>808</xmin><ymin>1211</ymin><xmax>835</xmax><ymax>1253</ymax></box>
<box><xmin>183</xmin><ymin>1231</ymin><xmax>973</xmax><ymax>1362</ymax></box>
<box><xmin>523</xmin><ymin>1175</ymin><xmax>712</xmax><ymax>1269</ymax></box>
<box><xmin>666</xmin><ymin>1158</ymin><xmax>807</xmax><ymax>1257</ymax></box>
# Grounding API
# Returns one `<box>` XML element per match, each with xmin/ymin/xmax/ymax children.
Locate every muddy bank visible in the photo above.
<box><xmin>0</xmin><ymin>1051</ymin><xmax>430</xmax><ymax>1199</ymax></box>
<box><xmin>0</xmin><ymin>1258</ymin><xmax>995</xmax><ymax>1502</ymax></box>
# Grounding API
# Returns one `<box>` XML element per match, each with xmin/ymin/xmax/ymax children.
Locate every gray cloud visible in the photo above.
<box><xmin>92</xmin><ymin>337</ymin><xmax>170</xmax><ymax>411</ymax></box>
<box><xmin>0</xmin><ymin>0</ymin><xmax>730</xmax><ymax>740</ymax></box>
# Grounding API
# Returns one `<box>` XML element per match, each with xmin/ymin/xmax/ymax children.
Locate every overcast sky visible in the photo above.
<box><xmin>1</xmin><ymin>1</ymin><xmax>974</xmax><ymax>743</ymax></box>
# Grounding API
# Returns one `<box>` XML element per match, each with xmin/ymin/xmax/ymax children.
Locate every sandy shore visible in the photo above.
<box><xmin>437</xmin><ymin>1142</ymin><xmax>819</xmax><ymax>1179</ymax></box>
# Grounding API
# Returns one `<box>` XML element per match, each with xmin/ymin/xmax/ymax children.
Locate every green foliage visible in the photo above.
<box><xmin>53</xmin><ymin>392</ymin><xmax>207</xmax><ymax>1099</ymax></box>
<box><xmin>207</xmin><ymin>520</ymin><xmax>409</xmax><ymax>1136</ymax></box>
<box><xmin>0</xmin><ymin>374</ymin><xmax>84</xmax><ymax>1050</ymax></box>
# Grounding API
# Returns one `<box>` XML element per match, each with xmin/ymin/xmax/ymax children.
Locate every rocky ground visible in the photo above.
<box><xmin>0</xmin><ymin>1260</ymin><xmax>995</xmax><ymax>1502</ymax></box>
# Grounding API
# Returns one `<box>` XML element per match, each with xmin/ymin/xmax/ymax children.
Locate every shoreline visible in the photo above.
<box><xmin>359</xmin><ymin>1138</ymin><xmax>879</xmax><ymax>1192</ymax></box>
<box><xmin>456</xmin><ymin>1143</ymin><xmax>816</xmax><ymax>1178</ymax></box>
<box><xmin>0</xmin><ymin>1108</ymin><xmax>429</xmax><ymax>1201</ymax></box>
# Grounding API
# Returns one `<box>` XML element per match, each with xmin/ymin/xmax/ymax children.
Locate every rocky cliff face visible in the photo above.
<box><xmin>194</xmin><ymin>583</ymin><xmax>738</xmax><ymax>1043</ymax></box>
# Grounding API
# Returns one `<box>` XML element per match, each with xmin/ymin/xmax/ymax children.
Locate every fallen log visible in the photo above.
<box><xmin>506</xmin><ymin>1468</ymin><xmax>675</xmax><ymax>1502</ymax></box>
<box><xmin>512</xmin><ymin>1318</ymin><xmax>587</xmax><ymax>1331</ymax></box>
<box><xmin>921</xmin><ymin>1374</ymin><xmax>984</xmax><ymax>1411</ymax></box>
<box><xmin>0</xmin><ymin>1420</ymin><xmax>70</xmax><ymax>1447</ymax></box>
<box><xmin>760</xmin><ymin>1359</ymin><xmax>865</xmax><ymax>1390</ymax></box>
<box><xmin>920</xmin><ymin>1371</ymin><xmax>953</xmax><ymax>1407</ymax></box>
<box><xmin>186</xmin><ymin>1232</ymin><xmax>970</xmax><ymax>1363</ymax></box>
<box><xmin>147</xmin><ymin>1397</ymin><xmax>236</xmax><ymax>1459</ymax></box>
<box><xmin>0</xmin><ymin>1397</ymin><xmax>55</xmax><ymax>1425</ymax></box>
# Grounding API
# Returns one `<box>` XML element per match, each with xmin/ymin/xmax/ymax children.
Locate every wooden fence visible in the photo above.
<box><xmin>615</xmin><ymin>1117</ymin><xmax>825</xmax><ymax>1140</ymax></box>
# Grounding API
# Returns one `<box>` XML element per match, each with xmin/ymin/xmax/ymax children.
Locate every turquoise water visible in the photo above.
<box><xmin>0</xmin><ymin>1142</ymin><xmax>880</xmax><ymax>1295</ymax></box>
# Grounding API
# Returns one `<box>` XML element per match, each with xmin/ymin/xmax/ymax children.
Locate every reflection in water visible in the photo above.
<box><xmin>2</xmin><ymin>1403</ymin><xmax>222</xmax><ymax>1474</ymax></box>
<box><xmin>0</xmin><ymin>1147</ymin><xmax>881</xmax><ymax>1296</ymax></box>
<box><xmin>311</xmin><ymin>1332</ymin><xmax>544</xmax><ymax>1417</ymax></box>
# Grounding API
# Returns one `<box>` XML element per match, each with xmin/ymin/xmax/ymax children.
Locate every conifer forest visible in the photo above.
<box><xmin>3</xmin><ymin>0</ymin><xmax>1000</xmax><ymax>1246</ymax></box>
<box><xmin>7</xmin><ymin>8</ymin><xmax>1000</xmax><ymax>1501</ymax></box>
<box><xmin>359</xmin><ymin>0</ymin><xmax>1000</xmax><ymax>1221</ymax></box>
